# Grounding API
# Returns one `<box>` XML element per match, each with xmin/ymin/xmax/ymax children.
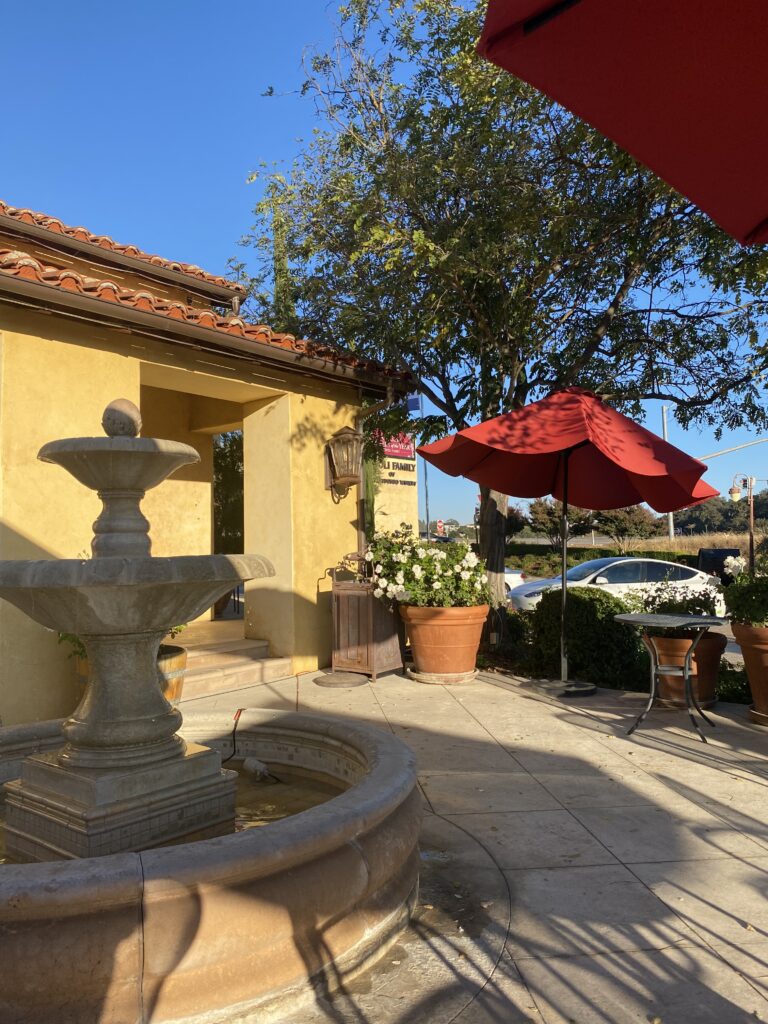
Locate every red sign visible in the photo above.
<box><xmin>382</xmin><ymin>434</ymin><xmax>415</xmax><ymax>460</ymax></box>
<box><xmin>436</xmin><ymin>519</ymin><xmax>445</xmax><ymax>535</ymax></box>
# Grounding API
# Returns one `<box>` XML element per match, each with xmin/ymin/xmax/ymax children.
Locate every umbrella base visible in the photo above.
<box><xmin>530</xmin><ymin>678</ymin><xmax>597</xmax><ymax>698</ymax></box>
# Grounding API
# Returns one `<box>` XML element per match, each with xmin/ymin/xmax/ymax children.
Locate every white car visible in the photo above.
<box><xmin>507</xmin><ymin>556</ymin><xmax>722</xmax><ymax>613</ymax></box>
<box><xmin>504</xmin><ymin>567</ymin><xmax>527</xmax><ymax>597</ymax></box>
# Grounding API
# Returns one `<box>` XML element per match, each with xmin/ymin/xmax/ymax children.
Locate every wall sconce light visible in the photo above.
<box><xmin>326</xmin><ymin>427</ymin><xmax>363</xmax><ymax>497</ymax></box>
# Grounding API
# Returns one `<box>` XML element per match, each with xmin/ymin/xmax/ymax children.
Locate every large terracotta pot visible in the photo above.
<box><xmin>645</xmin><ymin>632</ymin><xmax>727</xmax><ymax>709</ymax></box>
<box><xmin>75</xmin><ymin>643</ymin><xmax>188</xmax><ymax>705</ymax></box>
<box><xmin>399</xmin><ymin>604</ymin><xmax>489</xmax><ymax>675</ymax></box>
<box><xmin>731</xmin><ymin>623</ymin><xmax>768</xmax><ymax>726</ymax></box>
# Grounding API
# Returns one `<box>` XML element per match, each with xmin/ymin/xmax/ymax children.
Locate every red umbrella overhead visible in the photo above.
<box><xmin>478</xmin><ymin>0</ymin><xmax>768</xmax><ymax>245</ymax></box>
<box><xmin>418</xmin><ymin>388</ymin><xmax>718</xmax><ymax>513</ymax></box>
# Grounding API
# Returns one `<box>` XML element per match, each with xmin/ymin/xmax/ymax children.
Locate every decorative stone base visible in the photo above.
<box><xmin>749</xmin><ymin>705</ymin><xmax>768</xmax><ymax>727</ymax></box>
<box><xmin>4</xmin><ymin>742</ymin><xmax>236</xmax><ymax>861</ymax></box>
<box><xmin>407</xmin><ymin>668</ymin><xmax>478</xmax><ymax>686</ymax></box>
<box><xmin>315</xmin><ymin>671</ymin><xmax>370</xmax><ymax>688</ymax></box>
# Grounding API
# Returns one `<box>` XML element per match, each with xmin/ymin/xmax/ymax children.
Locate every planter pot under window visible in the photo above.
<box><xmin>399</xmin><ymin>604</ymin><xmax>489</xmax><ymax>676</ymax></box>
<box><xmin>644</xmin><ymin>632</ymin><xmax>727</xmax><ymax>710</ymax></box>
<box><xmin>75</xmin><ymin>643</ymin><xmax>188</xmax><ymax>706</ymax></box>
<box><xmin>731</xmin><ymin>623</ymin><xmax>768</xmax><ymax>726</ymax></box>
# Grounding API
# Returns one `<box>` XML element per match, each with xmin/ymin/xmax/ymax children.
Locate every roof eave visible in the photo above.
<box><xmin>0</xmin><ymin>273</ymin><xmax>409</xmax><ymax>399</ymax></box>
<box><xmin>0</xmin><ymin>213</ymin><xmax>242</xmax><ymax>309</ymax></box>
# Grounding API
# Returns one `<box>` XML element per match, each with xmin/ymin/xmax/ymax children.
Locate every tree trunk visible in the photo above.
<box><xmin>479</xmin><ymin>488</ymin><xmax>508</xmax><ymax>607</ymax></box>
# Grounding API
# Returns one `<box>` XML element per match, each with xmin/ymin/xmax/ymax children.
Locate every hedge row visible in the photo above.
<box><xmin>505</xmin><ymin>542</ymin><xmax>698</xmax><ymax>579</ymax></box>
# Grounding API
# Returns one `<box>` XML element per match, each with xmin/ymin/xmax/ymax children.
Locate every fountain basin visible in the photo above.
<box><xmin>0</xmin><ymin>709</ymin><xmax>421</xmax><ymax>1024</ymax></box>
<box><xmin>0</xmin><ymin>554</ymin><xmax>273</xmax><ymax>634</ymax></box>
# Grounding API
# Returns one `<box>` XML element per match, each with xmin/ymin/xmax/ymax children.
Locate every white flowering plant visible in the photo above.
<box><xmin>364</xmin><ymin>524</ymin><xmax>490</xmax><ymax>608</ymax></box>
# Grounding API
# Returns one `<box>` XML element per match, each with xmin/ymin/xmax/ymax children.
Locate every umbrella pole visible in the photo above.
<box><xmin>560</xmin><ymin>452</ymin><xmax>569</xmax><ymax>683</ymax></box>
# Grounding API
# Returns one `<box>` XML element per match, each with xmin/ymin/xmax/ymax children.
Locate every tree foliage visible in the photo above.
<box><xmin>594</xmin><ymin>506</ymin><xmax>662</xmax><ymax>553</ymax></box>
<box><xmin>237</xmin><ymin>0</ymin><xmax>768</xmax><ymax>599</ymax></box>
<box><xmin>213</xmin><ymin>432</ymin><xmax>244</xmax><ymax>554</ymax></box>
<box><xmin>527</xmin><ymin>498</ymin><xmax>594</xmax><ymax>551</ymax></box>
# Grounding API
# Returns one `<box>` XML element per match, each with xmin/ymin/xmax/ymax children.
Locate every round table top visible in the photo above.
<box><xmin>614</xmin><ymin>612</ymin><xmax>725</xmax><ymax>629</ymax></box>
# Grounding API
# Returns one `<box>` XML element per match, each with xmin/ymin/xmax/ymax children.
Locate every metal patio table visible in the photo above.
<box><xmin>614</xmin><ymin>613</ymin><xmax>726</xmax><ymax>743</ymax></box>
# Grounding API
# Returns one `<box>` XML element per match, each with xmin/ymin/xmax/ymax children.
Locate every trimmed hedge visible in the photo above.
<box><xmin>506</xmin><ymin>542</ymin><xmax>697</xmax><ymax>580</ymax></box>
<box><xmin>530</xmin><ymin>587</ymin><xmax>649</xmax><ymax>689</ymax></box>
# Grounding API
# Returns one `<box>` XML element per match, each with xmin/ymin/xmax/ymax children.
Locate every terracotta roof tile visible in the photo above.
<box><xmin>0</xmin><ymin>200</ymin><xmax>245</xmax><ymax>294</ymax></box>
<box><xmin>0</xmin><ymin>248</ymin><xmax>408</xmax><ymax>383</ymax></box>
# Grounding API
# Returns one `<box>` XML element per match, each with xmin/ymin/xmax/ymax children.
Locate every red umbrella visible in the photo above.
<box><xmin>417</xmin><ymin>388</ymin><xmax>718</xmax><ymax>684</ymax></box>
<box><xmin>478</xmin><ymin>0</ymin><xmax>768</xmax><ymax>245</ymax></box>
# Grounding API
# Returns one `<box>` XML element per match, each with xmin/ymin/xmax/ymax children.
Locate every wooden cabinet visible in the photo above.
<box><xmin>331</xmin><ymin>577</ymin><xmax>404</xmax><ymax>681</ymax></box>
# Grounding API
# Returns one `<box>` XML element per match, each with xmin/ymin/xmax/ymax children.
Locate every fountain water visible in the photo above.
<box><xmin>0</xmin><ymin>399</ymin><xmax>274</xmax><ymax>860</ymax></box>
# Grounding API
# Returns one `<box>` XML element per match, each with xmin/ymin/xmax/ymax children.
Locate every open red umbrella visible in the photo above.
<box><xmin>478</xmin><ymin>0</ymin><xmax>768</xmax><ymax>245</ymax></box>
<box><xmin>417</xmin><ymin>388</ymin><xmax>718</xmax><ymax>684</ymax></box>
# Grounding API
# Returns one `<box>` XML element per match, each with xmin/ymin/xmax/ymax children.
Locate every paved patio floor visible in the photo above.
<box><xmin>181</xmin><ymin>671</ymin><xmax>768</xmax><ymax>1023</ymax></box>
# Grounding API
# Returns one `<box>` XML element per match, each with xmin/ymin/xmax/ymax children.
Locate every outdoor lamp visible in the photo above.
<box><xmin>728</xmin><ymin>484</ymin><xmax>742</xmax><ymax>502</ymax></box>
<box><xmin>326</xmin><ymin>427</ymin><xmax>363</xmax><ymax>495</ymax></box>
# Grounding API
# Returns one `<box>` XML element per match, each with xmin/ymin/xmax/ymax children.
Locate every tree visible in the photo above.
<box><xmin>213</xmin><ymin>433</ymin><xmax>243</xmax><ymax>554</ymax></box>
<box><xmin>239</xmin><ymin>0</ymin><xmax>768</xmax><ymax>603</ymax></box>
<box><xmin>506</xmin><ymin>505</ymin><xmax>527</xmax><ymax>537</ymax></box>
<box><xmin>528</xmin><ymin>499</ymin><xmax>594</xmax><ymax>552</ymax></box>
<box><xmin>594</xmin><ymin>506</ymin><xmax>662</xmax><ymax>553</ymax></box>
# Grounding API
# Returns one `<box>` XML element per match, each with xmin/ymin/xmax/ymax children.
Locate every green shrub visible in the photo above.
<box><xmin>478</xmin><ymin>608</ymin><xmax>533</xmax><ymax>671</ymax></box>
<box><xmin>724</xmin><ymin>574</ymin><xmax>768</xmax><ymax>626</ymax></box>
<box><xmin>530</xmin><ymin>588</ymin><xmax>648</xmax><ymax>689</ymax></box>
<box><xmin>716</xmin><ymin>662</ymin><xmax>752</xmax><ymax>705</ymax></box>
<box><xmin>505</xmin><ymin>543</ymin><xmax>697</xmax><ymax>580</ymax></box>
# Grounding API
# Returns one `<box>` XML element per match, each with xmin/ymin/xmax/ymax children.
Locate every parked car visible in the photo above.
<box><xmin>504</xmin><ymin>567</ymin><xmax>527</xmax><ymax>598</ymax></box>
<box><xmin>507</xmin><ymin>555</ymin><xmax>723</xmax><ymax>612</ymax></box>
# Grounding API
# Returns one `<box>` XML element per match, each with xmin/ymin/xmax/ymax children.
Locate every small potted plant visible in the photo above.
<box><xmin>60</xmin><ymin>624</ymin><xmax>188</xmax><ymax>705</ymax></box>
<box><xmin>723</xmin><ymin>556</ymin><xmax>768</xmax><ymax>725</ymax></box>
<box><xmin>640</xmin><ymin>579</ymin><xmax>725</xmax><ymax>708</ymax></box>
<box><xmin>365</xmin><ymin>525</ymin><xmax>490</xmax><ymax>682</ymax></box>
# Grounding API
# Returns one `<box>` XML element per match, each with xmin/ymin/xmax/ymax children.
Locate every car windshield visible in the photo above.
<box><xmin>565</xmin><ymin>557</ymin><xmax>628</xmax><ymax>582</ymax></box>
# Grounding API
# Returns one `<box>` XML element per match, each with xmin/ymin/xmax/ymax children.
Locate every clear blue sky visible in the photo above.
<box><xmin>2</xmin><ymin>1</ymin><xmax>765</xmax><ymax>525</ymax></box>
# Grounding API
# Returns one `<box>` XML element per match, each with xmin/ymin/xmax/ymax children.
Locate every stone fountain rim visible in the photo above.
<box><xmin>0</xmin><ymin>554</ymin><xmax>275</xmax><ymax>588</ymax></box>
<box><xmin>38</xmin><ymin>436</ymin><xmax>201</xmax><ymax>462</ymax></box>
<box><xmin>0</xmin><ymin>708</ymin><xmax>417</xmax><ymax>909</ymax></box>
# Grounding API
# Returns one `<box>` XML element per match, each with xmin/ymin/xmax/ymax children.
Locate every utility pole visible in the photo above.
<box><xmin>420</xmin><ymin>394</ymin><xmax>430</xmax><ymax>537</ymax></box>
<box><xmin>661</xmin><ymin>406</ymin><xmax>675</xmax><ymax>539</ymax></box>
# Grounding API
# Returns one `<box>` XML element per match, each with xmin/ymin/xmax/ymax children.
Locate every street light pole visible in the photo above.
<box><xmin>729</xmin><ymin>474</ymin><xmax>757</xmax><ymax>575</ymax></box>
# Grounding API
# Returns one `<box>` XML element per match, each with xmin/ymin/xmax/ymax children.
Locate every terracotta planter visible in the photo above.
<box><xmin>399</xmin><ymin>604</ymin><xmax>489</xmax><ymax>675</ymax></box>
<box><xmin>732</xmin><ymin>623</ymin><xmax>768</xmax><ymax>725</ymax></box>
<box><xmin>75</xmin><ymin>643</ymin><xmax>188</xmax><ymax>706</ymax></box>
<box><xmin>645</xmin><ymin>632</ymin><xmax>727</xmax><ymax>709</ymax></box>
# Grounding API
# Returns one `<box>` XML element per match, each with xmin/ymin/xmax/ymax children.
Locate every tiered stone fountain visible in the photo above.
<box><xmin>1</xmin><ymin>399</ymin><xmax>273</xmax><ymax>861</ymax></box>
<box><xmin>0</xmin><ymin>400</ymin><xmax>420</xmax><ymax>1023</ymax></box>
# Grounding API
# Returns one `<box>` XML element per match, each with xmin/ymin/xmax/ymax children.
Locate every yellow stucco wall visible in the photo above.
<box><xmin>0</xmin><ymin>322</ymin><xmax>140</xmax><ymax>725</ymax></box>
<box><xmin>140</xmin><ymin>386</ymin><xmax>213</xmax><ymax>559</ymax></box>
<box><xmin>243</xmin><ymin>386</ymin><xmax>360</xmax><ymax>674</ymax></box>
<box><xmin>0</xmin><ymin>304</ymin><xmax>365</xmax><ymax>724</ymax></box>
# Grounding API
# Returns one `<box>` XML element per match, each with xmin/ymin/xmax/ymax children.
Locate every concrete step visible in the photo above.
<box><xmin>181</xmin><ymin>655</ymin><xmax>294</xmax><ymax>700</ymax></box>
<box><xmin>185</xmin><ymin>639</ymin><xmax>269</xmax><ymax>670</ymax></box>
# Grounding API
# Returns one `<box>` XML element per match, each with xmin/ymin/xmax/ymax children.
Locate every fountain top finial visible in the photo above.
<box><xmin>102</xmin><ymin>399</ymin><xmax>142</xmax><ymax>438</ymax></box>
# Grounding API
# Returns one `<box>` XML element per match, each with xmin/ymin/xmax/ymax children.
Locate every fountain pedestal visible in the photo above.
<box><xmin>0</xmin><ymin>399</ymin><xmax>275</xmax><ymax>862</ymax></box>
<box><xmin>5</xmin><ymin>743</ymin><xmax>236</xmax><ymax>860</ymax></box>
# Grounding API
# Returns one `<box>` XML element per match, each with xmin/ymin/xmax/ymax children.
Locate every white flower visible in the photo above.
<box><xmin>374</xmin><ymin>587</ymin><xmax>384</xmax><ymax>598</ymax></box>
<box><xmin>438</xmin><ymin>550</ymin><xmax>448</xmax><ymax>560</ymax></box>
<box><xmin>463</xmin><ymin>552</ymin><xmax>478</xmax><ymax>567</ymax></box>
<box><xmin>480</xmin><ymin>574</ymin><xmax>488</xmax><ymax>583</ymax></box>
<box><xmin>432</xmin><ymin>580</ymin><xmax>441</xmax><ymax>589</ymax></box>
<box><xmin>413</xmin><ymin>565</ymin><xmax>423</xmax><ymax>578</ymax></box>
<box><xmin>724</xmin><ymin>555</ymin><xmax>747</xmax><ymax>577</ymax></box>
<box><xmin>364</xmin><ymin>551</ymin><xmax>373</xmax><ymax>562</ymax></box>
<box><xmin>461</xmin><ymin>570</ymin><xmax>470</xmax><ymax>580</ymax></box>
<box><xmin>395</xmin><ymin>572</ymin><xmax>404</xmax><ymax>585</ymax></box>
<box><xmin>416</xmin><ymin>548</ymin><xmax>426</xmax><ymax>558</ymax></box>
<box><xmin>379</xmin><ymin>578</ymin><xmax>388</xmax><ymax>588</ymax></box>
<box><xmin>474</xmin><ymin>580</ymin><xmax>481</xmax><ymax>589</ymax></box>
<box><xmin>375</xmin><ymin>564</ymin><xmax>383</xmax><ymax>574</ymax></box>
<box><xmin>387</xmin><ymin>585</ymin><xmax>397</xmax><ymax>597</ymax></box>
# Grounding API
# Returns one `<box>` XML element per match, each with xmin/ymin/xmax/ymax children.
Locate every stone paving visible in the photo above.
<box><xmin>182</xmin><ymin>671</ymin><xmax>768</xmax><ymax>1023</ymax></box>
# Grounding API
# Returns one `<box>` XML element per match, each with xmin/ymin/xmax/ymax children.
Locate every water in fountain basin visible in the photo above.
<box><xmin>0</xmin><ymin>763</ymin><xmax>343</xmax><ymax>863</ymax></box>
